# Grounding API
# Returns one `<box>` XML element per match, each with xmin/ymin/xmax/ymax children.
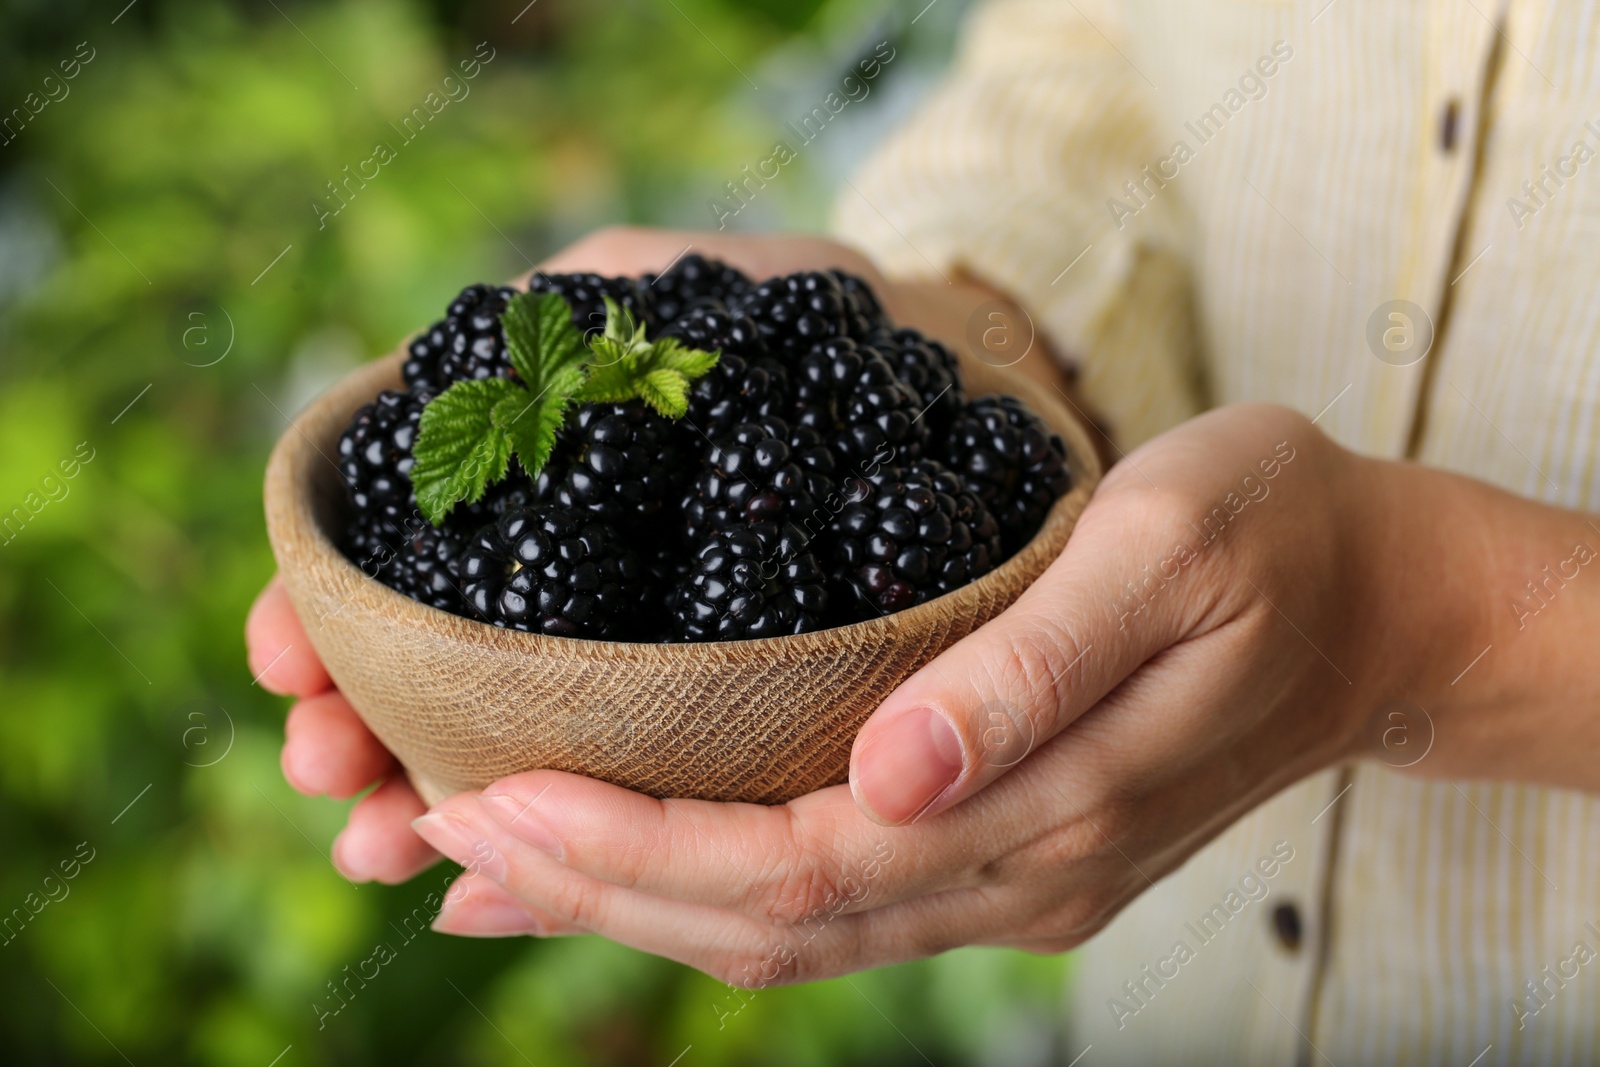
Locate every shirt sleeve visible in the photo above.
<box><xmin>832</xmin><ymin>0</ymin><xmax>1207</xmax><ymax>445</ymax></box>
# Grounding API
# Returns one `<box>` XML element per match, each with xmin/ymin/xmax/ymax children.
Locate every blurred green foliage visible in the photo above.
<box><xmin>0</xmin><ymin>0</ymin><xmax>1072</xmax><ymax>1063</ymax></box>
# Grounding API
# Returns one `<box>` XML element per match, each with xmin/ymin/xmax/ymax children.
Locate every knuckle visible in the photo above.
<box><xmin>748</xmin><ymin>812</ymin><xmax>852</xmax><ymax>928</ymax></box>
<box><xmin>757</xmin><ymin>853</ymin><xmax>847</xmax><ymax>929</ymax></box>
<box><xmin>707</xmin><ymin>943</ymin><xmax>805</xmax><ymax>990</ymax></box>
<box><xmin>1049</xmin><ymin>892</ymin><xmax>1123</xmax><ymax>940</ymax></box>
<box><xmin>1100</xmin><ymin>470</ymin><xmax>1196</xmax><ymax>518</ymax></box>
<box><xmin>542</xmin><ymin>876</ymin><xmax>605</xmax><ymax>930</ymax></box>
<box><xmin>1054</xmin><ymin>892</ymin><xmax>1115</xmax><ymax>937</ymax></box>
<box><xmin>981</xmin><ymin>617</ymin><xmax>1079</xmax><ymax>737</ymax></box>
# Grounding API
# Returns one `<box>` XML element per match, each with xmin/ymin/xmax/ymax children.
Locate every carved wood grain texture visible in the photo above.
<box><xmin>264</xmin><ymin>348</ymin><xmax>1103</xmax><ymax>805</ymax></box>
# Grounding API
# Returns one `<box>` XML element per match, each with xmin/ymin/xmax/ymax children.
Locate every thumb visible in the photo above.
<box><xmin>847</xmin><ymin>493</ymin><xmax>1194</xmax><ymax>824</ymax></box>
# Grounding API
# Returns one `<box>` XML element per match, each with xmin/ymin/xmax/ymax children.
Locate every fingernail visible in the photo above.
<box><xmin>478</xmin><ymin>793</ymin><xmax>565</xmax><ymax>861</ymax></box>
<box><xmin>251</xmin><ymin>648</ymin><xmax>285</xmax><ymax>694</ymax></box>
<box><xmin>432</xmin><ymin>895</ymin><xmax>542</xmax><ymax>938</ymax></box>
<box><xmin>854</xmin><ymin>708</ymin><xmax>965</xmax><ymax>824</ymax></box>
<box><xmin>411</xmin><ymin>812</ymin><xmax>507</xmax><ymax>883</ymax></box>
<box><xmin>331</xmin><ymin>830</ymin><xmax>365</xmax><ymax>882</ymax></box>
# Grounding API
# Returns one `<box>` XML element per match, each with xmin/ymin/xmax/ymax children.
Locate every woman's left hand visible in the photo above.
<box><xmin>417</xmin><ymin>401</ymin><xmax>1470</xmax><ymax>982</ymax></box>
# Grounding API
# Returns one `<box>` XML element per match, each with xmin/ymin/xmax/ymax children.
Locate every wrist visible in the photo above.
<box><xmin>1349</xmin><ymin>455</ymin><xmax>1600</xmax><ymax>786</ymax></box>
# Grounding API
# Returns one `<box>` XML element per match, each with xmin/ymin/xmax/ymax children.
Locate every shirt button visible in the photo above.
<box><xmin>1271</xmin><ymin>902</ymin><xmax>1304</xmax><ymax>952</ymax></box>
<box><xmin>1440</xmin><ymin>97</ymin><xmax>1461</xmax><ymax>152</ymax></box>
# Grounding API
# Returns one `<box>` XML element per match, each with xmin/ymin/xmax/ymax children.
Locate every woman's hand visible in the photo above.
<box><xmin>404</xmin><ymin>402</ymin><xmax>1496</xmax><ymax>975</ymax></box>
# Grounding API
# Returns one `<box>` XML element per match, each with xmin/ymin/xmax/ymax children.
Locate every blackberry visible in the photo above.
<box><xmin>344</xmin><ymin>470</ymin><xmax>550</xmax><ymax>612</ymax></box>
<box><xmin>345</xmin><ymin>509</ymin><xmax>424</xmax><ymax>583</ymax></box>
<box><xmin>683</xmin><ymin>418</ymin><xmax>836</xmax><ymax>544</ymax></box>
<box><xmin>943</xmin><ymin>396</ymin><xmax>1071</xmax><ymax>551</ymax></box>
<box><xmin>432</xmin><ymin>283</ymin><xmax>521</xmax><ymax>385</ymax></box>
<box><xmin>837</xmin><ymin>349</ymin><xmax>931</xmax><ymax>468</ymax></box>
<box><xmin>527</xmin><ymin>271</ymin><xmax>656</xmax><ymax>339</ymax></box>
<box><xmin>830</xmin><ymin>269</ymin><xmax>892</xmax><ymax>340</ymax></box>
<box><xmin>402</xmin><ymin>319</ymin><xmax>450</xmax><ymax>392</ymax></box>
<box><xmin>832</xmin><ymin>458</ymin><xmax>1002</xmax><ymax>615</ymax></box>
<box><xmin>555</xmin><ymin>401</ymin><xmax>688</xmax><ymax>532</ymax></box>
<box><xmin>735</xmin><ymin>271</ymin><xmax>850</xmax><ymax>363</ymax></box>
<box><xmin>668</xmin><ymin>521</ymin><xmax>829</xmax><ymax>641</ymax></box>
<box><xmin>873</xmin><ymin>327</ymin><xmax>964</xmax><ymax>435</ymax></box>
<box><xmin>792</xmin><ymin>339</ymin><xmax>928</xmax><ymax>467</ymax></box>
<box><xmin>387</xmin><ymin>522</ymin><xmax>470</xmax><ymax>613</ymax></box>
<box><xmin>338</xmin><ymin>388</ymin><xmax>431</xmax><ymax>537</ymax></box>
<box><xmin>663</xmin><ymin>303</ymin><xmax>791</xmax><ymax>441</ymax></box>
<box><xmin>644</xmin><ymin>254</ymin><xmax>752</xmax><ymax>323</ymax></box>
<box><xmin>459</xmin><ymin>506</ymin><xmax>645</xmax><ymax>638</ymax></box>
<box><xmin>661</xmin><ymin>299</ymin><xmax>768</xmax><ymax>357</ymax></box>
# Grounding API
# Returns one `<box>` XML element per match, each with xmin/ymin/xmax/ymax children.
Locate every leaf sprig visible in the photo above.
<box><xmin>410</xmin><ymin>292</ymin><xmax>719</xmax><ymax>525</ymax></box>
<box><xmin>578</xmin><ymin>298</ymin><xmax>720</xmax><ymax>418</ymax></box>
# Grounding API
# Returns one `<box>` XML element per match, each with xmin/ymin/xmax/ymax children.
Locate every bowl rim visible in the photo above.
<box><xmin>265</xmin><ymin>346</ymin><xmax>1103</xmax><ymax>660</ymax></box>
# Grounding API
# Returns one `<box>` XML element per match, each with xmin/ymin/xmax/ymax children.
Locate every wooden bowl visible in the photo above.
<box><xmin>264</xmin><ymin>349</ymin><xmax>1101</xmax><ymax>805</ymax></box>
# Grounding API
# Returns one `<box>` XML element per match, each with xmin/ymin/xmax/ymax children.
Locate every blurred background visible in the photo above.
<box><xmin>0</xmin><ymin>0</ymin><xmax>1076</xmax><ymax>1063</ymax></box>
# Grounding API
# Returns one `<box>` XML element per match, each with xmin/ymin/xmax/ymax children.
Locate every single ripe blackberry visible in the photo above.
<box><xmin>527</xmin><ymin>271</ymin><xmax>656</xmax><ymax>338</ymax></box>
<box><xmin>459</xmin><ymin>506</ymin><xmax>645</xmax><ymax>638</ymax></box>
<box><xmin>430</xmin><ymin>283</ymin><xmax>522</xmax><ymax>385</ymax></box>
<box><xmin>683</xmin><ymin>418</ymin><xmax>836</xmax><ymax>544</ymax></box>
<box><xmin>838</xmin><ymin>350</ymin><xmax>931</xmax><ymax>469</ymax></box>
<box><xmin>644</xmin><ymin>254</ymin><xmax>752</xmax><ymax>323</ymax></box>
<box><xmin>735</xmin><ymin>270</ymin><xmax>850</xmax><ymax>363</ymax></box>
<box><xmin>386</xmin><ymin>522</ymin><xmax>470</xmax><ymax>612</ymax></box>
<box><xmin>338</xmin><ymin>388</ymin><xmax>431</xmax><ymax>537</ymax></box>
<box><xmin>402</xmin><ymin>319</ymin><xmax>450</xmax><ymax>392</ymax></box>
<box><xmin>668</xmin><ymin>521</ymin><xmax>829</xmax><ymax>641</ymax></box>
<box><xmin>872</xmin><ymin>327</ymin><xmax>965</xmax><ymax>435</ymax></box>
<box><xmin>661</xmin><ymin>299</ymin><xmax>768</xmax><ymax>357</ymax></box>
<box><xmin>345</xmin><ymin>509</ymin><xmax>426</xmax><ymax>583</ymax></box>
<box><xmin>943</xmin><ymin>396</ymin><xmax>1072</xmax><ymax>551</ymax></box>
<box><xmin>793</xmin><ymin>338</ymin><xmax>929</xmax><ymax>467</ymax></box>
<box><xmin>555</xmin><ymin>401</ymin><xmax>687</xmax><ymax>532</ymax></box>
<box><xmin>832</xmin><ymin>458</ymin><xmax>1002</xmax><ymax>615</ymax></box>
<box><xmin>662</xmin><ymin>302</ymin><xmax>791</xmax><ymax>440</ymax></box>
<box><xmin>830</xmin><ymin>269</ymin><xmax>892</xmax><ymax>340</ymax></box>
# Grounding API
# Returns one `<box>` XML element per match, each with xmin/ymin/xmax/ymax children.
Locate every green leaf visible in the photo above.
<box><xmin>576</xmin><ymin>359</ymin><xmax>637</xmax><ymax>404</ymax></box>
<box><xmin>411</xmin><ymin>377</ymin><xmax>519</xmax><ymax>524</ymax></box>
<box><xmin>573</xmin><ymin>307</ymin><xmax>720</xmax><ymax>417</ymax></box>
<box><xmin>650</xmin><ymin>336</ymin><xmax>720</xmax><ymax>378</ymax></box>
<box><xmin>500</xmin><ymin>291</ymin><xmax>588</xmax><ymax>394</ymax></box>
<box><xmin>636</xmin><ymin>368</ymin><xmax>690</xmax><ymax>418</ymax></box>
<box><xmin>600</xmin><ymin>296</ymin><xmax>650</xmax><ymax>350</ymax></box>
<box><xmin>491</xmin><ymin>363</ymin><xmax>585</xmax><ymax>477</ymax></box>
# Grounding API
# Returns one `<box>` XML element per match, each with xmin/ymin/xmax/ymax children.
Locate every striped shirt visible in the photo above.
<box><xmin>834</xmin><ymin>1</ymin><xmax>1600</xmax><ymax>1062</ymax></box>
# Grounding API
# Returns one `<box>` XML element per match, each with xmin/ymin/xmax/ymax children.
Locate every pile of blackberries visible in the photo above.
<box><xmin>337</xmin><ymin>257</ymin><xmax>1071</xmax><ymax>642</ymax></box>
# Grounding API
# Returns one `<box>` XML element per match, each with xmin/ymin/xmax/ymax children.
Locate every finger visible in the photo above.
<box><xmin>333</xmin><ymin>776</ymin><xmax>441</xmax><ymax>884</ymax></box>
<box><xmin>468</xmin><ymin>770</ymin><xmax>970</xmax><ymax>925</ymax></box>
<box><xmin>246</xmin><ymin>577</ymin><xmax>333</xmax><ymax>697</ymax></box>
<box><xmin>850</xmin><ymin>480</ymin><xmax>1203</xmax><ymax>825</ymax></box>
<box><xmin>431</xmin><ymin>871</ymin><xmax>579</xmax><ymax>938</ymax></box>
<box><xmin>424</xmin><ymin>793</ymin><xmax>1034</xmax><ymax>984</ymax></box>
<box><xmin>282</xmin><ymin>691</ymin><xmax>394</xmax><ymax>799</ymax></box>
<box><xmin>415</xmin><ymin>796</ymin><xmax>772</xmax><ymax>978</ymax></box>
